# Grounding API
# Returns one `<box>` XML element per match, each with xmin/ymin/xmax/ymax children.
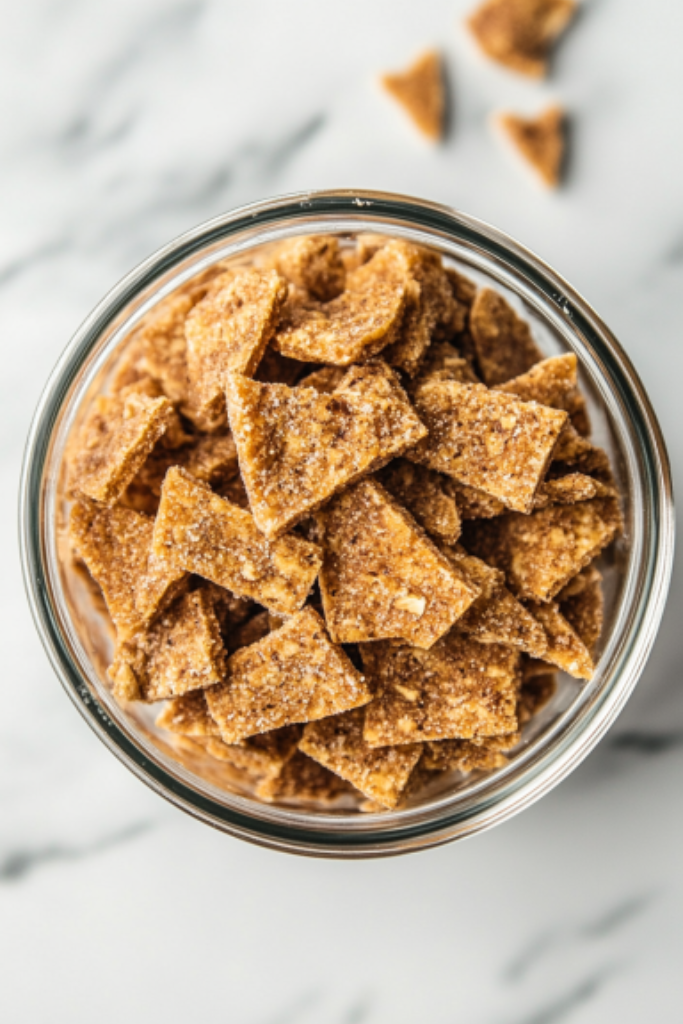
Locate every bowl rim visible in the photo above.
<box><xmin>19</xmin><ymin>188</ymin><xmax>676</xmax><ymax>857</ymax></box>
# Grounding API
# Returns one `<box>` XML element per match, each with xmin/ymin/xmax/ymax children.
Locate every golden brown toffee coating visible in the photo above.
<box><xmin>408</xmin><ymin>379</ymin><xmax>567</xmax><ymax>513</ymax></box>
<box><xmin>497</xmin><ymin>353</ymin><xmax>577</xmax><ymax>407</ymax></box>
<box><xmin>379</xmin><ymin>459</ymin><xmax>461</xmax><ymax>545</ymax></box>
<box><xmin>155</xmin><ymin>689</ymin><xmax>221</xmax><ymax>737</ymax></box>
<box><xmin>300</xmin><ymin>708</ymin><xmax>423</xmax><ymax>809</ymax></box>
<box><xmin>185</xmin><ymin>269</ymin><xmax>288</xmax><ymax>422</ymax></box>
<box><xmin>124</xmin><ymin>432</ymin><xmax>238</xmax><ymax>514</ymax></box>
<box><xmin>318</xmin><ymin>479</ymin><xmax>478</xmax><ymax>649</ymax></box>
<box><xmin>258</xmin><ymin>751</ymin><xmax>354</xmax><ymax>803</ymax></box>
<box><xmin>190</xmin><ymin>726</ymin><xmax>303</xmax><ymax>781</ymax></box>
<box><xmin>226</xmin><ymin>360</ymin><xmax>426</xmax><ymax>539</ymax></box>
<box><xmin>415</xmin><ymin>340</ymin><xmax>480</xmax><ymax>385</ymax></box>
<box><xmin>268</xmin><ymin>235</ymin><xmax>346</xmax><ymax>302</ymax></box>
<box><xmin>518</xmin><ymin>668</ymin><xmax>557</xmax><ymax>725</ymax></box>
<box><xmin>467</xmin><ymin>0</ymin><xmax>576</xmax><ymax>79</ymax></box>
<box><xmin>381</xmin><ymin>50</ymin><xmax>445</xmax><ymax>142</ymax></box>
<box><xmin>558</xmin><ymin>564</ymin><xmax>603</xmax><ymax>653</ymax></box>
<box><xmin>423</xmin><ymin>732</ymin><xmax>520</xmax><ymax>773</ymax></box>
<box><xmin>533</xmin><ymin>473</ymin><xmax>616</xmax><ymax>510</ymax></box>
<box><xmin>205</xmin><ymin>608</ymin><xmax>371</xmax><ymax>744</ymax></box>
<box><xmin>525</xmin><ymin>600</ymin><xmax>594</xmax><ymax>679</ymax></box>
<box><xmin>496</xmin><ymin>106</ymin><xmax>566</xmax><ymax>187</ymax></box>
<box><xmin>469</xmin><ymin>288</ymin><xmax>543</xmax><ymax>386</ymax></box>
<box><xmin>152</xmin><ymin>467</ymin><xmax>322</xmax><ymax>615</ymax></box>
<box><xmin>362</xmin><ymin>636</ymin><xmax>520</xmax><ymax>745</ymax></box>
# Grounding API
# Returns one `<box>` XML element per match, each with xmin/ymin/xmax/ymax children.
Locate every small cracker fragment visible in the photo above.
<box><xmin>381</xmin><ymin>50</ymin><xmax>445</xmax><ymax>142</ymax></box>
<box><xmin>518</xmin><ymin>666</ymin><xmax>557</xmax><ymax>724</ymax></box>
<box><xmin>318</xmin><ymin>478</ymin><xmax>478</xmax><ymax>649</ymax></box>
<box><xmin>414</xmin><ymin>341</ymin><xmax>480</xmax><ymax>385</ymax></box>
<box><xmin>408</xmin><ymin>379</ymin><xmax>567</xmax><ymax>513</ymax></box>
<box><xmin>526</xmin><ymin>599</ymin><xmax>594</xmax><ymax>679</ymax></box>
<box><xmin>152</xmin><ymin>467</ymin><xmax>322</xmax><ymax>616</ymax></box>
<box><xmin>496</xmin><ymin>106</ymin><xmax>566</xmax><ymax>187</ymax></box>
<box><xmin>533</xmin><ymin>473</ymin><xmax>616</xmax><ymax>510</ymax></box>
<box><xmin>297</xmin><ymin>366</ymin><xmax>347</xmax><ymax>394</ymax></box>
<box><xmin>258</xmin><ymin>751</ymin><xmax>355</xmax><ymax>803</ymax></box>
<box><xmin>423</xmin><ymin>732</ymin><xmax>520</xmax><ymax>772</ymax></box>
<box><xmin>469</xmin><ymin>288</ymin><xmax>542</xmax><ymax>386</ymax></box>
<box><xmin>205</xmin><ymin>607</ymin><xmax>371</xmax><ymax>744</ymax></box>
<box><xmin>269</xmin><ymin>235</ymin><xmax>346</xmax><ymax>301</ymax></box>
<box><xmin>362</xmin><ymin>635</ymin><xmax>520</xmax><ymax>745</ymax></box>
<box><xmin>156</xmin><ymin>689</ymin><xmax>221</xmax><ymax>737</ymax></box>
<box><xmin>185</xmin><ymin>269</ymin><xmax>288</xmax><ymax>421</ymax></box>
<box><xmin>462</xmin><ymin>497</ymin><xmax>622</xmax><ymax>601</ymax></box>
<box><xmin>450</xmin><ymin>482</ymin><xmax>506</xmax><ymax>520</ymax></box>
<box><xmin>558</xmin><ymin>564</ymin><xmax>603</xmax><ymax>652</ymax></box>
<box><xmin>467</xmin><ymin>0</ymin><xmax>577</xmax><ymax>79</ymax></box>
<box><xmin>69</xmin><ymin>502</ymin><xmax>187</xmax><ymax>640</ymax></box>
<box><xmin>70</xmin><ymin>391</ymin><xmax>175</xmax><ymax>506</ymax></box>
<box><xmin>552</xmin><ymin>424</ymin><xmax>615</xmax><ymax>486</ymax></box>
<box><xmin>135</xmin><ymin>293</ymin><xmax>196</xmax><ymax>407</ymax></box>
<box><xmin>124</xmin><ymin>432</ymin><xmax>239</xmax><ymax>514</ymax></box>
<box><xmin>300</xmin><ymin>708</ymin><xmax>422</xmax><ymax>810</ymax></box>
<box><xmin>192</xmin><ymin>725</ymin><xmax>302</xmax><ymax>781</ymax></box>
<box><xmin>274</xmin><ymin>243</ymin><xmax>409</xmax><ymax>365</ymax></box>
<box><xmin>379</xmin><ymin>459</ymin><xmax>461</xmax><ymax>545</ymax></box>
<box><xmin>497</xmin><ymin>353</ymin><xmax>576</xmax><ymax>407</ymax></box>
<box><xmin>226</xmin><ymin>360</ymin><xmax>427</xmax><ymax>538</ymax></box>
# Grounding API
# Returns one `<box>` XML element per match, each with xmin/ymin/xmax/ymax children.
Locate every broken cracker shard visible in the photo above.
<box><xmin>381</xmin><ymin>50</ymin><xmax>446</xmax><ymax>142</ymax></box>
<box><xmin>496</xmin><ymin>106</ymin><xmax>566</xmax><ymax>188</ymax></box>
<box><xmin>467</xmin><ymin>0</ymin><xmax>577</xmax><ymax>79</ymax></box>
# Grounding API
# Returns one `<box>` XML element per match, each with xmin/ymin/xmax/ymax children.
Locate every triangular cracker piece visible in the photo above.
<box><xmin>526</xmin><ymin>599</ymin><xmax>594</xmax><ymax>679</ymax></box>
<box><xmin>381</xmin><ymin>50</ymin><xmax>445</xmax><ymax>141</ymax></box>
<box><xmin>205</xmin><ymin>607</ymin><xmax>371</xmax><ymax>744</ymax></box>
<box><xmin>226</xmin><ymin>360</ymin><xmax>427</xmax><ymax>539</ymax></box>
<box><xmin>407</xmin><ymin>378</ymin><xmax>567</xmax><ymax>513</ymax></box>
<box><xmin>496</xmin><ymin>353</ymin><xmax>576</xmax><ymax>407</ymax></box>
<box><xmin>497</xmin><ymin>106</ymin><xmax>566</xmax><ymax>187</ymax></box>
<box><xmin>469</xmin><ymin>287</ymin><xmax>543</xmax><ymax>385</ymax></box>
<box><xmin>300</xmin><ymin>708</ymin><xmax>423</xmax><ymax>810</ymax></box>
<box><xmin>317</xmin><ymin>478</ymin><xmax>478</xmax><ymax>649</ymax></box>
<box><xmin>185</xmin><ymin>269</ymin><xmax>288</xmax><ymax>422</ymax></box>
<box><xmin>467</xmin><ymin>0</ymin><xmax>577</xmax><ymax>79</ymax></box>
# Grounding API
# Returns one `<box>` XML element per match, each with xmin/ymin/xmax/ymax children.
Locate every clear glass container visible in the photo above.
<box><xmin>20</xmin><ymin>189</ymin><xmax>675</xmax><ymax>858</ymax></box>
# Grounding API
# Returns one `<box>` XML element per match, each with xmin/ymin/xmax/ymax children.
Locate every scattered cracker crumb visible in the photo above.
<box><xmin>496</xmin><ymin>106</ymin><xmax>566</xmax><ymax>187</ymax></box>
<box><xmin>381</xmin><ymin>50</ymin><xmax>446</xmax><ymax>141</ymax></box>
<box><xmin>467</xmin><ymin>0</ymin><xmax>577</xmax><ymax>79</ymax></box>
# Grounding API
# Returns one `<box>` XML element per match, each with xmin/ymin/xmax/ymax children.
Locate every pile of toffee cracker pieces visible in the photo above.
<box><xmin>67</xmin><ymin>233</ymin><xmax>622</xmax><ymax>812</ymax></box>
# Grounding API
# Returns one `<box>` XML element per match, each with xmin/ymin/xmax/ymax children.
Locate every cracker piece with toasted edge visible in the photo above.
<box><xmin>318</xmin><ymin>479</ymin><xmax>478</xmax><ymax>649</ymax></box>
<box><xmin>558</xmin><ymin>564</ymin><xmax>603</xmax><ymax>653</ymax></box>
<box><xmin>469</xmin><ymin>288</ymin><xmax>542</xmax><ymax>386</ymax></box>
<box><xmin>448</xmin><ymin>549</ymin><xmax>548</xmax><ymax>656</ymax></box>
<box><xmin>205</xmin><ymin>607</ymin><xmax>371</xmax><ymax>744</ymax></box>
<box><xmin>381</xmin><ymin>50</ymin><xmax>445</xmax><ymax>142</ymax></box>
<box><xmin>69</xmin><ymin>391</ymin><xmax>175</xmax><ymax>506</ymax></box>
<box><xmin>156</xmin><ymin>689</ymin><xmax>221</xmax><ymax>737</ymax></box>
<box><xmin>450</xmin><ymin>482</ymin><xmax>506</xmax><ymax>519</ymax></box>
<box><xmin>273</xmin><ymin>243</ymin><xmax>409</xmax><ymax>365</ymax></box>
<box><xmin>297</xmin><ymin>366</ymin><xmax>347</xmax><ymax>394</ymax></box>
<box><xmin>258</xmin><ymin>751</ymin><xmax>355</xmax><ymax>803</ymax></box>
<box><xmin>113</xmin><ymin>590</ymin><xmax>226</xmax><ymax>703</ymax></box>
<box><xmin>185</xmin><ymin>269</ymin><xmax>288</xmax><ymax>422</ymax></box>
<box><xmin>552</xmin><ymin>423</ymin><xmax>615</xmax><ymax>485</ymax></box>
<box><xmin>526</xmin><ymin>599</ymin><xmax>594</xmax><ymax>679</ymax></box>
<box><xmin>188</xmin><ymin>726</ymin><xmax>302</xmax><ymax>781</ymax></box>
<box><xmin>423</xmin><ymin>731</ymin><xmax>520</xmax><ymax>772</ymax></box>
<box><xmin>69</xmin><ymin>502</ymin><xmax>187</xmax><ymax>641</ymax></box>
<box><xmin>379</xmin><ymin>459</ymin><xmax>461</xmax><ymax>545</ymax></box>
<box><xmin>225</xmin><ymin>360</ymin><xmax>427</xmax><ymax>539</ymax></box>
<box><xmin>268</xmin><ymin>235</ymin><xmax>346</xmax><ymax>302</ymax></box>
<box><xmin>124</xmin><ymin>432</ymin><xmax>239</xmax><ymax>514</ymax></box>
<box><xmin>407</xmin><ymin>379</ymin><xmax>567</xmax><ymax>513</ymax></box>
<box><xmin>152</xmin><ymin>467</ymin><xmax>321</xmax><ymax>616</ymax></box>
<box><xmin>300</xmin><ymin>708</ymin><xmax>423</xmax><ymax>810</ymax></box>
<box><xmin>361</xmin><ymin>635</ymin><xmax>520</xmax><ymax>745</ymax></box>
<box><xmin>467</xmin><ymin>0</ymin><xmax>577</xmax><ymax>79</ymax></box>
<box><xmin>533</xmin><ymin>473</ymin><xmax>616</xmax><ymax>510</ymax></box>
<box><xmin>496</xmin><ymin>106</ymin><xmax>566</xmax><ymax>187</ymax></box>
<box><xmin>414</xmin><ymin>340</ymin><xmax>480</xmax><ymax>386</ymax></box>
<box><xmin>462</xmin><ymin>497</ymin><xmax>622</xmax><ymax>601</ymax></box>
<box><xmin>496</xmin><ymin>353</ymin><xmax>576</xmax><ymax>407</ymax></box>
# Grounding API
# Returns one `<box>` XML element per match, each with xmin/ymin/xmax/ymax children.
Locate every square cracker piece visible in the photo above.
<box><xmin>300</xmin><ymin>708</ymin><xmax>422</xmax><ymax>810</ymax></box>
<box><xmin>69</xmin><ymin>502</ymin><xmax>187</xmax><ymax>640</ymax></box>
<box><xmin>70</xmin><ymin>391</ymin><xmax>175</xmax><ymax>506</ymax></box>
<box><xmin>205</xmin><ymin>607</ymin><xmax>371</xmax><ymax>744</ymax></box>
<box><xmin>185</xmin><ymin>269</ymin><xmax>288</xmax><ymax>422</ymax></box>
<box><xmin>469</xmin><ymin>287</ymin><xmax>542</xmax><ymax>385</ymax></box>
<box><xmin>463</xmin><ymin>497</ymin><xmax>622</xmax><ymax>601</ymax></box>
<box><xmin>407</xmin><ymin>378</ymin><xmax>567</xmax><ymax>513</ymax></box>
<box><xmin>152</xmin><ymin>466</ymin><xmax>321</xmax><ymax>616</ymax></box>
<box><xmin>361</xmin><ymin>635</ymin><xmax>520</xmax><ymax>745</ymax></box>
<box><xmin>317</xmin><ymin>478</ymin><xmax>479</xmax><ymax>649</ymax></box>
<box><xmin>226</xmin><ymin>360</ymin><xmax>427</xmax><ymax>539</ymax></box>
<box><xmin>467</xmin><ymin>0</ymin><xmax>577</xmax><ymax>79</ymax></box>
<box><xmin>379</xmin><ymin>459</ymin><xmax>461</xmax><ymax>545</ymax></box>
<box><xmin>273</xmin><ymin>242</ymin><xmax>410</xmax><ymax>365</ymax></box>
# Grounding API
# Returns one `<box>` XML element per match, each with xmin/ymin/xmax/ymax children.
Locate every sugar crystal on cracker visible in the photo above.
<box><xmin>469</xmin><ymin>288</ymin><xmax>542</xmax><ymax>385</ymax></box>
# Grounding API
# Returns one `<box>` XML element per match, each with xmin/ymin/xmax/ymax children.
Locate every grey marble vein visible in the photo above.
<box><xmin>609</xmin><ymin>732</ymin><xmax>683</xmax><ymax>755</ymax></box>
<box><xmin>0</xmin><ymin>237</ymin><xmax>71</xmax><ymax>288</ymax></box>
<box><xmin>497</xmin><ymin>969</ymin><xmax>617</xmax><ymax>1024</ymax></box>
<box><xmin>0</xmin><ymin>820</ymin><xmax>152</xmax><ymax>883</ymax></box>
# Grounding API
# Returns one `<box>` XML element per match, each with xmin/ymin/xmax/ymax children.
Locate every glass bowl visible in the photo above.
<box><xmin>19</xmin><ymin>189</ymin><xmax>675</xmax><ymax>858</ymax></box>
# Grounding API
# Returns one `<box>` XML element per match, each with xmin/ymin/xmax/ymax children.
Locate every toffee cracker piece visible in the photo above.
<box><xmin>558</xmin><ymin>563</ymin><xmax>603</xmax><ymax>653</ymax></box>
<box><xmin>152</xmin><ymin>466</ymin><xmax>322</xmax><ymax>616</ymax></box>
<box><xmin>551</xmin><ymin>423</ymin><xmax>615</xmax><ymax>486</ymax></box>
<box><xmin>124</xmin><ymin>432</ymin><xmax>239</xmax><ymax>514</ymax></box>
<box><xmin>269</xmin><ymin>235</ymin><xmax>346</xmax><ymax>302</ymax></box>
<box><xmin>185</xmin><ymin>268</ymin><xmax>288</xmax><ymax>421</ymax></box>
<box><xmin>525</xmin><ymin>599</ymin><xmax>594</xmax><ymax>679</ymax></box>
<box><xmin>191</xmin><ymin>725</ymin><xmax>302</xmax><ymax>781</ymax></box>
<box><xmin>407</xmin><ymin>378</ymin><xmax>567</xmax><ymax>513</ymax></box>
<box><xmin>496</xmin><ymin>353</ymin><xmax>577</xmax><ymax>407</ymax></box>
<box><xmin>156</xmin><ymin>689</ymin><xmax>221</xmax><ymax>737</ymax></box>
<box><xmin>496</xmin><ymin>106</ymin><xmax>566</xmax><ymax>188</ymax></box>
<box><xmin>463</xmin><ymin>497</ymin><xmax>622</xmax><ymax>601</ymax></box>
<box><xmin>381</xmin><ymin>50</ymin><xmax>445</xmax><ymax>142</ymax></box>
<box><xmin>318</xmin><ymin>478</ymin><xmax>478</xmax><ymax>649</ymax></box>
<box><xmin>533</xmin><ymin>473</ymin><xmax>616</xmax><ymax>510</ymax></box>
<box><xmin>227</xmin><ymin>609</ymin><xmax>273</xmax><ymax>653</ymax></box>
<box><xmin>518</xmin><ymin>664</ymin><xmax>557</xmax><ymax>725</ymax></box>
<box><xmin>362</xmin><ymin>634</ymin><xmax>520</xmax><ymax>745</ymax></box>
<box><xmin>414</xmin><ymin>340</ymin><xmax>480</xmax><ymax>386</ymax></box>
<box><xmin>70</xmin><ymin>391</ymin><xmax>175</xmax><ymax>506</ymax></box>
<box><xmin>297</xmin><ymin>365</ymin><xmax>347</xmax><ymax>394</ymax></box>
<box><xmin>255</xmin><ymin>346</ymin><xmax>309</xmax><ymax>387</ymax></box>
<box><xmin>450</xmin><ymin>482</ymin><xmax>506</xmax><ymax>520</ymax></box>
<box><xmin>379</xmin><ymin>458</ymin><xmax>461</xmax><ymax>545</ymax></box>
<box><xmin>69</xmin><ymin>502</ymin><xmax>187</xmax><ymax>641</ymax></box>
<box><xmin>423</xmin><ymin>731</ymin><xmax>520</xmax><ymax>772</ymax></box>
<box><xmin>273</xmin><ymin>242</ymin><xmax>410</xmax><ymax>365</ymax></box>
<box><xmin>258</xmin><ymin>750</ymin><xmax>355</xmax><ymax>803</ymax></box>
<box><xmin>226</xmin><ymin>360</ymin><xmax>427</xmax><ymax>539</ymax></box>
<box><xmin>467</xmin><ymin>0</ymin><xmax>577</xmax><ymax>79</ymax></box>
<box><xmin>469</xmin><ymin>287</ymin><xmax>542</xmax><ymax>386</ymax></box>
<box><xmin>205</xmin><ymin>607</ymin><xmax>372</xmax><ymax>744</ymax></box>
<box><xmin>134</xmin><ymin>292</ymin><xmax>195</xmax><ymax>407</ymax></box>
<box><xmin>300</xmin><ymin>708</ymin><xmax>422</xmax><ymax>810</ymax></box>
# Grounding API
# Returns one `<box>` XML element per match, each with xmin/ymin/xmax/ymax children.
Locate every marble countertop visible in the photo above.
<box><xmin>2</xmin><ymin>0</ymin><xmax>682</xmax><ymax>1020</ymax></box>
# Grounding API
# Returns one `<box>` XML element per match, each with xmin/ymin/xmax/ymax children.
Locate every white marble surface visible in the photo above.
<box><xmin>1</xmin><ymin>0</ymin><xmax>682</xmax><ymax>1020</ymax></box>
